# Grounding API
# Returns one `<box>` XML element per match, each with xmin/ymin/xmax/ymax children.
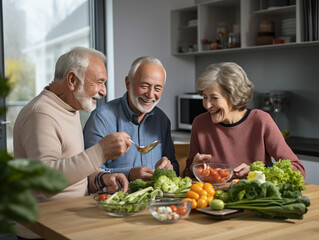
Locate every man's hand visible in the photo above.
<box><xmin>98</xmin><ymin>132</ymin><xmax>131</xmax><ymax>161</ymax></box>
<box><xmin>233</xmin><ymin>163</ymin><xmax>250</xmax><ymax>179</ymax></box>
<box><xmin>128</xmin><ymin>167</ymin><xmax>154</xmax><ymax>181</ymax></box>
<box><xmin>101</xmin><ymin>173</ymin><xmax>129</xmax><ymax>193</ymax></box>
<box><xmin>155</xmin><ymin>156</ymin><xmax>173</xmax><ymax>170</ymax></box>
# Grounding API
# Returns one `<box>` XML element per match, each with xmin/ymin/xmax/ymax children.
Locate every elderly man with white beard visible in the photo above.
<box><xmin>83</xmin><ymin>56</ymin><xmax>179</xmax><ymax>181</ymax></box>
<box><xmin>13</xmin><ymin>47</ymin><xmax>131</xmax><ymax>240</ymax></box>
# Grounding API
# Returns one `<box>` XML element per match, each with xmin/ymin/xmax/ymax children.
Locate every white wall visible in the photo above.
<box><xmin>113</xmin><ymin>0</ymin><xmax>195</xmax><ymax>130</ymax></box>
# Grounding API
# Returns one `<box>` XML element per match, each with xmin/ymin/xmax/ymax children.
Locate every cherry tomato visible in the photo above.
<box><xmin>97</xmin><ymin>194</ymin><xmax>110</xmax><ymax>201</ymax></box>
<box><xmin>198</xmin><ymin>189</ymin><xmax>208</xmax><ymax>196</ymax></box>
<box><xmin>176</xmin><ymin>206</ymin><xmax>188</xmax><ymax>216</ymax></box>
<box><xmin>170</xmin><ymin>205</ymin><xmax>177</xmax><ymax>212</ymax></box>
<box><xmin>199</xmin><ymin>195</ymin><xmax>208</xmax><ymax>201</ymax></box>
<box><xmin>210</xmin><ymin>169</ymin><xmax>219</xmax><ymax>178</ymax></box>
<box><xmin>197</xmin><ymin>198</ymin><xmax>208</xmax><ymax>208</ymax></box>
<box><xmin>224</xmin><ymin>170</ymin><xmax>231</xmax><ymax>178</ymax></box>
<box><xmin>183</xmin><ymin>198</ymin><xmax>197</xmax><ymax>209</ymax></box>
<box><xmin>196</xmin><ymin>167</ymin><xmax>203</xmax><ymax>177</ymax></box>
<box><xmin>190</xmin><ymin>184</ymin><xmax>203</xmax><ymax>194</ymax></box>
<box><xmin>203</xmin><ymin>183</ymin><xmax>214</xmax><ymax>190</ymax></box>
<box><xmin>219</xmin><ymin>177</ymin><xmax>228</xmax><ymax>183</ymax></box>
<box><xmin>203</xmin><ymin>169</ymin><xmax>210</xmax><ymax>177</ymax></box>
<box><xmin>218</xmin><ymin>169</ymin><xmax>230</xmax><ymax>178</ymax></box>
<box><xmin>214</xmin><ymin>174</ymin><xmax>222</xmax><ymax>182</ymax></box>
<box><xmin>207</xmin><ymin>175</ymin><xmax>217</xmax><ymax>183</ymax></box>
<box><xmin>186</xmin><ymin>191</ymin><xmax>200</xmax><ymax>200</ymax></box>
<box><xmin>195</xmin><ymin>182</ymin><xmax>204</xmax><ymax>188</ymax></box>
<box><xmin>205</xmin><ymin>187</ymin><xmax>215</xmax><ymax>196</ymax></box>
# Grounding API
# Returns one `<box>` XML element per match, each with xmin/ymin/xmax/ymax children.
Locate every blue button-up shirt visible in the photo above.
<box><xmin>83</xmin><ymin>93</ymin><xmax>179</xmax><ymax>178</ymax></box>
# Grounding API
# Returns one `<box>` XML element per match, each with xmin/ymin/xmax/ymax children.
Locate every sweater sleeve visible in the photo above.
<box><xmin>263</xmin><ymin>113</ymin><xmax>306</xmax><ymax>177</ymax></box>
<box><xmin>20</xmin><ymin>113</ymin><xmax>105</xmax><ymax>186</ymax></box>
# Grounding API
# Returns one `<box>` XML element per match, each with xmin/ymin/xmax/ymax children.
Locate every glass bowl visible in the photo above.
<box><xmin>192</xmin><ymin>163</ymin><xmax>234</xmax><ymax>186</ymax></box>
<box><xmin>148</xmin><ymin>198</ymin><xmax>192</xmax><ymax>223</ymax></box>
<box><xmin>93</xmin><ymin>192</ymin><xmax>149</xmax><ymax>217</ymax></box>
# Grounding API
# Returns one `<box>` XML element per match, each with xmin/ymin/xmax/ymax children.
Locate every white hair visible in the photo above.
<box><xmin>54</xmin><ymin>46</ymin><xmax>106</xmax><ymax>82</ymax></box>
<box><xmin>127</xmin><ymin>56</ymin><xmax>166</xmax><ymax>86</ymax></box>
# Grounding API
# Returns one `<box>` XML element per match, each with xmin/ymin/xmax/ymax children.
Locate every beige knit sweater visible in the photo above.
<box><xmin>13</xmin><ymin>88</ymin><xmax>105</xmax><ymax>238</ymax></box>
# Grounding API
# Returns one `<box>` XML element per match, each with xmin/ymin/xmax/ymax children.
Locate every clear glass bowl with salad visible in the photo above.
<box><xmin>94</xmin><ymin>187</ymin><xmax>161</xmax><ymax>217</ymax></box>
<box><xmin>148</xmin><ymin>198</ymin><xmax>192</xmax><ymax>223</ymax></box>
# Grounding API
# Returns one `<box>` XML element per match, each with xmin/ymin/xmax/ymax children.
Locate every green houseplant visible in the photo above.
<box><xmin>0</xmin><ymin>74</ymin><xmax>68</xmax><ymax>235</ymax></box>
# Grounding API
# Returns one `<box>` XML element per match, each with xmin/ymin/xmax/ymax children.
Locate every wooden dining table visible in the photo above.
<box><xmin>22</xmin><ymin>183</ymin><xmax>319</xmax><ymax>240</ymax></box>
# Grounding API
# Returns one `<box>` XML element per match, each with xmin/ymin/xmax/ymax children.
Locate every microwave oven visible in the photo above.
<box><xmin>177</xmin><ymin>93</ymin><xmax>207</xmax><ymax>130</ymax></box>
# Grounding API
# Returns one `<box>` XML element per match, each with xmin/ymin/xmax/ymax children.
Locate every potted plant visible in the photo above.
<box><xmin>0</xmin><ymin>74</ymin><xmax>68</xmax><ymax>235</ymax></box>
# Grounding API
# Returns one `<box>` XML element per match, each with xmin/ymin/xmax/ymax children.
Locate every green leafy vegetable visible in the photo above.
<box><xmin>129</xmin><ymin>178</ymin><xmax>149</xmax><ymax>192</ymax></box>
<box><xmin>152</xmin><ymin>168</ymin><xmax>177</xmax><ymax>181</ymax></box>
<box><xmin>250</xmin><ymin>159</ymin><xmax>304</xmax><ymax>187</ymax></box>
<box><xmin>225</xmin><ymin>196</ymin><xmax>310</xmax><ymax>219</ymax></box>
<box><xmin>226</xmin><ymin>179</ymin><xmax>310</xmax><ymax>219</ymax></box>
<box><xmin>129</xmin><ymin>168</ymin><xmax>192</xmax><ymax>194</ymax></box>
<box><xmin>249</xmin><ymin>161</ymin><xmax>265</xmax><ymax>172</ymax></box>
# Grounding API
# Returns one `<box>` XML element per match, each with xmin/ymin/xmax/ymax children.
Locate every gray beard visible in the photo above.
<box><xmin>129</xmin><ymin>87</ymin><xmax>159</xmax><ymax>114</ymax></box>
<box><xmin>74</xmin><ymin>82</ymin><xmax>96</xmax><ymax>112</ymax></box>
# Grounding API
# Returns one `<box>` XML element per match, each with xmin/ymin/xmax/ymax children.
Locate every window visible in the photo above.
<box><xmin>2</xmin><ymin>0</ymin><xmax>91</xmax><ymax>153</ymax></box>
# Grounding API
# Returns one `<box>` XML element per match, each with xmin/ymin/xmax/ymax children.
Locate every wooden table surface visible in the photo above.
<box><xmin>23</xmin><ymin>183</ymin><xmax>319</xmax><ymax>240</ymax></box>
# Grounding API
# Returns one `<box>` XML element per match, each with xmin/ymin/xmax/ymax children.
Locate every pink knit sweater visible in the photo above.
<box><xmin>183</xmin><ymin>109</ymin><xmax>306</xmax><ymax>178</ymax></box>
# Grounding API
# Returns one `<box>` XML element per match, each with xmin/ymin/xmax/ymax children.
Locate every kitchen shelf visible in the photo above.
<box><xmin>173</xmin><ymin>40</ymin><xmax>319</xmax><ymax>56</ymax></box>
<box><xmin>171</xmin><ymin>0</ymin><xmax>318</xmax><ymax>56</ymax></box>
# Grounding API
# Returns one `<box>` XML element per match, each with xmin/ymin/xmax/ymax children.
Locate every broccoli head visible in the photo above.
<box><xmin>180</xmin><ymin>176</ymin><xmax>192</xmax><ymax>188</ymax></box>
<box><xmin>129</xmin><ymin>179</ymin><xmax>148</xmax><ymax>192</ymax></box>
<box><xmin>153</xmin><ymin>175</ymin><xmax>179</xmax><ymax>193</ymax></box>
<box><xmin>172</xmin><ymin>176</ymin><xmax>182</xmax><ymax>186</ymax></box>
<box><xmin>152</xmin><ymin>168</ymin><xmax>177</xmax><ymax>181</ymax></box>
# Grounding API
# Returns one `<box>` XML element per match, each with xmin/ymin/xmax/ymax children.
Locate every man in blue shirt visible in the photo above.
<box><xmin>83</xmin><ymin>56</ymin><xmax>179</xmax><ymax>181</ymax></box>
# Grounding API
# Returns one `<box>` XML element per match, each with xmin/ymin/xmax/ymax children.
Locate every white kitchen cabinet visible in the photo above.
<box><xmin>171</xmin><ymin>0</ymin><xmax>319</xmax><ymax>55</ymax></box>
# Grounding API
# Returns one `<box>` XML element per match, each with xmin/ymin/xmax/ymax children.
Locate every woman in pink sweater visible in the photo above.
<box><xmin>183</xmin><ymin>62</ymin><xmax>305</xmax><ymax>179</ymax></box>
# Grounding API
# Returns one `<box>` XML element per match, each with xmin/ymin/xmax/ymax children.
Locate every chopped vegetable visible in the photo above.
<box><xmin>97</xmin><ymin>187</ymin><xmax>162</xmax><ymax>214</ymax></box>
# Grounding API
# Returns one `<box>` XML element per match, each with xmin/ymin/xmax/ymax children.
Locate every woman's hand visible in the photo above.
<box><xmin>233</xmin><ymin>163</ymin><xmax>250</xmax><ymax>179</ymax></box>
<box><xmin>190</xmin><ymin>153</ymin><xmax>212</xmax><ymax>171</ymax></box>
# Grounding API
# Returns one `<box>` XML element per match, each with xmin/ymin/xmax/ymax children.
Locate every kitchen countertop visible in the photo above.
<box><xmin>21</xmin><ymin>183</ymin><xmax>319</xmax><ymax>240</ymax></box>
<box><xmin>285</xmin><ymin>136</ymin><xmax>319</xmax><ymax>157</ymax></box>
<box><xmin>172</xmin><ymin>131</ymin><xmax>319</xmax><ymax>158</ymax></box>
